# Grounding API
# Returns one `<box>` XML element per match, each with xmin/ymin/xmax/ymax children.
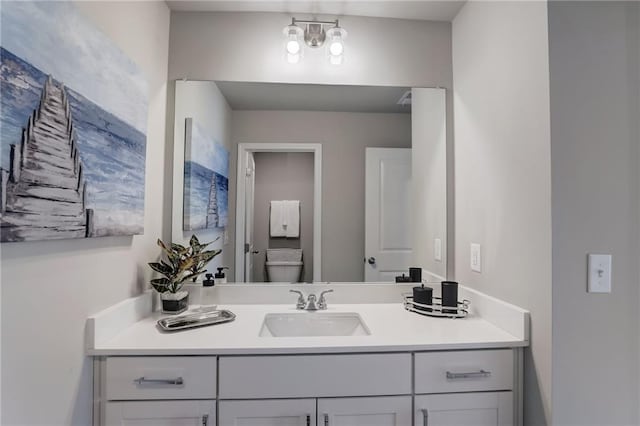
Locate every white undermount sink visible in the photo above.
<box><xmin>259</xmin><ymin>312</ymin><xmax>371</xmax><ymax>337</ymax></box>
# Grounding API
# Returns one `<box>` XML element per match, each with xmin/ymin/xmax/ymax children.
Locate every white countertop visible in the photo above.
<box><xmin>88</xmin><ymin>302</ymin><xmax>527</xmax><ymax>356</ymax></box>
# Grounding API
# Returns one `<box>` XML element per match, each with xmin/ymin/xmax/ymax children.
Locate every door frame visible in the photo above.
<box><xmin>235</xmin><ymin>143</ymin><xmax>322</xmax><ymax>282</ymax></box>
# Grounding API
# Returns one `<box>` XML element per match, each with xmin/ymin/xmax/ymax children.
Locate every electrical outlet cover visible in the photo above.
<box><xmin>470</xmin><ymin>243</ymin><xmax>481</xmax><ymax>273</ymax></box>
<box><xmin>434</xmin><ymin>238</ymin><xmax>442</xmax><ymax>262</ymax></box>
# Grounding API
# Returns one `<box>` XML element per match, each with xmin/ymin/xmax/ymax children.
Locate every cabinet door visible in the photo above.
<box><xmin>414</xmin><ymin>392</ymin><xmax>513</xmax><ymax>426</ymax></box>
<box><xmin>105</xmin><ymin>400</ymin><xmax>215</xmax><ymax>426</ymax></box>
<box><xmin>219</xmin><ymin>399</ymin><xmax>316</xmax><ymax>426</ymax></box>
<box><xmin>318</xmin><ymin>396</ymin><xmax>411</xmax><ymax>426</ymax></box>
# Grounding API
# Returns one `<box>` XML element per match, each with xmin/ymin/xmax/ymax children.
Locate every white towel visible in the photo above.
<box><xmin>285</xmin><ymin>200</ymin><xmax>300</xmax><ymax>238</ymax></box>
<box><xmin>269</xmin><ymin>201</ymin><xmax>286</xmax><ymax>237</ymax></box>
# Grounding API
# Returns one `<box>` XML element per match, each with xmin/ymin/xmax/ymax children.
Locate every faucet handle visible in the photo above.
<box><xmin>289</xmin><ymin>289</ymin><xmax>306</xmax><ymax>309</ymax></box>
<box><xmin>318</xmin><ymin>289</ymin><xmax>334</xmax><ymax>309</ymax></box>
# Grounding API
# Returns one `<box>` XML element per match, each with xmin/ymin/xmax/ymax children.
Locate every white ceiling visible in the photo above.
<box><xmin>166</xmin><ymin>1</ymin><xmax>466</xmax><ymax>22</ymax></box>
<box><xmin>215</xmin><ymin>81</ymin><xmax>412</xmax><ymax>113</ymax></box>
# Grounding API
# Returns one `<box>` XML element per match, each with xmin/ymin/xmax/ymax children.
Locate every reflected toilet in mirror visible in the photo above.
<box><xmin>265</xmin><ymin>248</ymin><xmax>304</xmax><ymax>283</ymax></box>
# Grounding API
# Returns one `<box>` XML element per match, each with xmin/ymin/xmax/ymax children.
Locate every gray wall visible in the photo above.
<box><xmin>232</xmin><ymin>111</ymin><xmax>411</xmax><ymax>282</ymax></box>
<box><xmin>549</xmin><ymin>2</ymin><xmax>640</xmax><ymax>425</ymax></box>
<box><xmin>169</xmin><ymin>12</ymin><xmax>452</xmax><ymax>88</ymax></box>
<box><xmin>452</xmin><ymin>2</ymin><xmax>552</xmax><ymax>424</ymax></box>
<box><xmin>253</xmin><ymin>152</ymin><xmax>315</xmax><ymax>282</ymax></box>
<box><xmin>1</xmin><ymin>2</ymin><xmax>171</xmax><ymax>424</ymax></box>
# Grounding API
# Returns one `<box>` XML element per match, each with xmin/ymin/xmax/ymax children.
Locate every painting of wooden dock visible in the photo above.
<box><xmin>183</xmin><ymin>118</ymin><xmax>229</xmax><ymax>231</ymax></box>
<box><xmin>0</xmin><ymin>2</ymin><xmax>148</xmax><ymax>242</ymax></box>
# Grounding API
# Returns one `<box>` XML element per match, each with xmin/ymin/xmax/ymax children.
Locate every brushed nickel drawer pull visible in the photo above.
<box><xmin>446</xmin><ymin>369</ymin><xmax>491</xmax><ymax>379</ymax></box>
<box><xmin>134</xmin><ymin>376</ymin><xmax>184</xmax><ymax>386</ymax></box>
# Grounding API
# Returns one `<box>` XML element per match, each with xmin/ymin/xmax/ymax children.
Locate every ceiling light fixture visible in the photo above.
<box><xmin>283</xmin><ymin>18</ymin><xmax>347</xmax><ymax>65</ymax></box>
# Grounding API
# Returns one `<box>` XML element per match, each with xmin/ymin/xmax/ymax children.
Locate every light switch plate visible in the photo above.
<box><xmin>588</xmin><ymin>254</ymin><xmax>612</xmax><ymax>293</ymax></box>
<box><xmin>470</xmin><ymin>243</ymin><xmax>482</xmax><ymax>273</ymax></box>
<box><xmin>434</xmin><ymin>238</ymin><xmax>442</xmax><ymax>262</ymax></box>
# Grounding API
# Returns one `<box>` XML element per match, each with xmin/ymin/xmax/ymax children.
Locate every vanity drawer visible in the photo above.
<box><xmin>105</xmin><ymin>356</ymin><xmax>216</xmax><ymax>400</ymax></box>
<box><xmin>414</xmin><ymin>349</ymin><xmax>513</xmax><ymax>394</ymax></box>
<box><xmin>219</xmin><ymin>353</ymin><xmax>412</xmax><ymax>399</ymax></box>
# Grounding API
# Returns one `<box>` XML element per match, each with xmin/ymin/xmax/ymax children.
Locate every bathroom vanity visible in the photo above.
<box><xmin>87</xmin><ymin>284</ymin><xmax>529</xmax><ymax>426</ymax></box>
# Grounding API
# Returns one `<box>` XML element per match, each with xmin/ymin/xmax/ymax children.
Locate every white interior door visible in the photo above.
<box><xmin>365</xmin><ymin>148</ymin><xmax>412</xmax><ymax>281</ymax></box>
<box><xmin>244</xmin><ymin>152</ymin><xmax>256</xmax><ymax>282</ymax></box>
<box><xmin>219</xmin><ymin>399</ymin><xmax>317</xmax><ymax>426</ymax></box>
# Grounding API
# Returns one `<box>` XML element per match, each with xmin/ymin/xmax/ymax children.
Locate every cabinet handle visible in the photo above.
<box><xmin>445</xmin><ymin>369</ymin><xmax>491</xmax><ymax>380</ymax></box>
<box><xmin>202</xmin><ymin>414</ymin><xmax>208</xmax><ymax>426</ymax></box>
<box><xmin>306</xmin><ymin>414</ymin><xmax>311</xmax><ymax>426</ymax></box>
<box><xmin>133</xmin><ymin>376</ymin><xmax>184</xmax><ymax>386</ymax></box>
<box><xmin>421</xmin><ymin>409</ymin><xmax>429</xmax><ymax>426</ymax></box>
<box><xmin>324</xmin><ymin>413</ymin><xmax>329</xmax><ymax>426</ymax></box>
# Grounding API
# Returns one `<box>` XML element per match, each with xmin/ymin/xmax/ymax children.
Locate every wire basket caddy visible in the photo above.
<box><xmin>403</xmin><ymin>294</ymin><xmax>470</xmax><ymax>319</ymax></box>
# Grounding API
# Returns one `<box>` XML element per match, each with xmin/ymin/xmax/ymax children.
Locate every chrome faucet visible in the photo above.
<box><xmin>289</xmin><ymin>290</ymin><xmax>306</xmax><ymax>309</ymax></box>
<box><xmin>289</xmin><ymin>289</ymin><xmax>334</xmax><ymax>311</ymax></box>
<box><xmin>305</xmin><ymin>294</ymin><xmax>319</xmax><ymax>310</ymax></box>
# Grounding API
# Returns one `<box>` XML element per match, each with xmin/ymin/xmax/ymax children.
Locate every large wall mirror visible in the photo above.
<box><xmin>172</xmin><ymin>81</ymin><xmax>447</xmax><ymax>283</ymax></box>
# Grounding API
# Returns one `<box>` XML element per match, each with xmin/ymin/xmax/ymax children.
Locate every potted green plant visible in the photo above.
<box><xmin>148</xmin><ymin>235</ymin><xmax>221</xmax><ymax>314</ymax></box>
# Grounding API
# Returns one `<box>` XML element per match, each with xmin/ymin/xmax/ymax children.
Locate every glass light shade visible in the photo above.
<box><xmin>287</xmin><ymin>53</ymin><xmax>301</xmax><ymax>64</ymax></box>
<box><xmin>329</xmin><ymin>54</ymin><xmax>344</xmax><ymax>65</ymax></box>
<box><xmin>326</xmin><ymin>26</ymin><xmax>347</xmax><ymax>65</ymax></box>
<box><xmin>283</xmin><ymin>24</ymin><xmax>304</xmax><ymax>63</ymax></box>
<box><xmin>286</xmin><ymin>38</ymin><xmax>301</xmax><ymax>55</ymax></box>
<box><xmin>329</xmin><ymin>40</ymin><xmax>344</xmax><ymax>56</ymax></box>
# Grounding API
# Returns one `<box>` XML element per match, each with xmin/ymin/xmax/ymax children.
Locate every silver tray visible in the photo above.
<box><xmin>157</xmin><ymin>309</ymin><xmax>236</xmax><ymax>332</ymax></box>
<box><xmin>403</xmin><ymin>294</ymin><xmax>470</xmax><ymax>319</ymax></box>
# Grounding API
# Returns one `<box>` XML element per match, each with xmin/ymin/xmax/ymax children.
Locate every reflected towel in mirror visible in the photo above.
<box><xmin>269</xmin><ymin>200</ymin><xmax>300</xmax><ymax>238</ymax></box>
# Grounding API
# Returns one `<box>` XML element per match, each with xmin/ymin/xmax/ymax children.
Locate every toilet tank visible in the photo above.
<box><xmin>266</xmin><ymin>248</ymin><xmax>303</xmax><ymax>262</ymax></box>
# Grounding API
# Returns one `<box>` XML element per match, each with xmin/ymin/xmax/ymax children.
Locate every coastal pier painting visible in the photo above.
<box><xmin>0</xmin><ymin>2</ymin><xmax>148</xmax><ymax>242</ymax></box>
<box><xmin>183</xmin><ymin>118</ymin><xmax>229</xmax><ymax>230</ymax></box>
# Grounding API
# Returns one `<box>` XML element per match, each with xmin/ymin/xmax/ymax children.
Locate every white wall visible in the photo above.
<box><xmin>411</xmin><ymin>88</ymin><xmax>447</xmax><ymax>279</ymax></box>
<box><xmin>231</xmin><ymin>110</ymin><xmax>411</xmax><ymax>282</ymax></box>
<box><xmin>172</xmin><ymin>80</ymin><xmax>234</xmax><ymax>278</ymax></box>
<box><xmin>452</xmin><ymin>2</ymin><xmax>552</xmax><ymax>424</ymax></box>
<box><xmin>169</xmin><ymin>12</ymin><xmax>452</xmax><ymax>88</ymax></box>
<box><xmin>549</xmin><ymin>2</ymin><xmax>640</xmax><ymax>425</ymax></box>
<box><xmin>0</xmin><ymin>2</ymin><xmax>170</xmax><ymax>424</ymax></box>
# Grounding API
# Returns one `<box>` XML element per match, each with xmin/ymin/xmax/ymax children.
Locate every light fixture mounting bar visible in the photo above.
<box><xmin>292</xmin><ymin>18</ymin><xmax>339</xmax><ymax>27</ymax></box>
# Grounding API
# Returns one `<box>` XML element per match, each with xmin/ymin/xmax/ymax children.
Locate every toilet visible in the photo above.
<box><xmin>265</xmin><ymin>248</ymin><xmax>303</xmax><ymax>283</ymax></box>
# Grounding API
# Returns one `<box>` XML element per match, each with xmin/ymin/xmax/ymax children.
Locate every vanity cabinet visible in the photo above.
<box><xmin>218</xmin><ymin>353</ymin><xmax>412</xmax><ymax>399</ymax></box>
<box><xmin>318</xmin><ymin>396</ymin><xmax>412</xmax><ymax>426</ymax></box>
<box><xmin>98</xmin><ymin>356</ymin><xmax>217</xmax><ymax>426</ymax></box>
<box><xmin>218</xmin><ymin>396</ymin><xmax>411</xmax><ymax>426</ymax></box>
<box><xmin>217</xmin><ymin>354</ymin><xmax>412</xmax><ymax>426</ymax></box>
<box><xmin>414</xmin><ymin>392</ymin><xmax>513</xmax><ymax>426</ymax></box>
<box><xmin>413</xmin><ymin>349</ymin><xmax>517</xmax><ymax>426</ymax></box>
<box><xmin>96</xmin><ymin>349</ymin><xmax>522</xmax><ymax>426</ymax></box>
<box><xmin>219</xmin><ymin>399</ymin><xmax>316</xmax><ymax>426</ymax></box>
<box><xmin>105</xmin><ymin>400</ymin><xmax>215</xmax><ymax>425</ymax></box>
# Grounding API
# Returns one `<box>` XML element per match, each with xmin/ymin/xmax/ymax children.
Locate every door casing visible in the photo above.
<box><xmin>235</xmin><ymin>143</ymin><xmax>322</xmax><ymax>282</ymax></box>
